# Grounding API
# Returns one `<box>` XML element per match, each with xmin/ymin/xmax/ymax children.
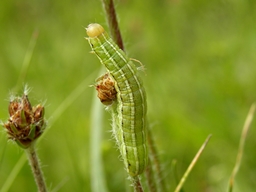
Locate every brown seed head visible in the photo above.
<box><xmin>3</xmin><ymin>94</ymin><xmax>46</xmax><ymax>148</ymax></box>
<box><xmin>95</xmin><ymin>73</ymin><xmax>117</xmax><ymax>105</ymax></box>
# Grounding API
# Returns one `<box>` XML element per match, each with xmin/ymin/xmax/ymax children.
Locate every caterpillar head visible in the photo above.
<box><xmin>86</xmin><ymin>23</ymin><xmax>105</xmax><ymax>38</ymax></box>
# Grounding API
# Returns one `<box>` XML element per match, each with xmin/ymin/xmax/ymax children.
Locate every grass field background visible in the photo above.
<box><xmin>1</xmin><ymin>0</ymin><xmax>256</xmax><ymax>191</ymax></box>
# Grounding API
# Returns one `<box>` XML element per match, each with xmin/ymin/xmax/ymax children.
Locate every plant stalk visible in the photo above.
<box><xmin>101</xmin><ymin>0</ymin><xmax>124</xmax><ymax>50</ymax></box>
<box><xmin>133</xmin><ymin>176</ymin><xmax>144</xmax><ymax>192</ymax></box>
<box><xmin>146</xmin><ymin>127</ymin><xmax>167</xmax><ymax>192</ymax></box>
<box><xmin>25</xmin><ymin>144</ymin><xmax>47</xmax><ymax>192</ymax></box>
<box><xmin>145</xmin><ymin>158</ymin><xmax>157</xmax><ymax>192</ymax></box>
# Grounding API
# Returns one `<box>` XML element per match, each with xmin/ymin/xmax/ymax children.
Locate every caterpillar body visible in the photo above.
<box><xmin>86</xmin><ymin>23</ymin><xmax>148</xmax><ymax>176</ymax></box>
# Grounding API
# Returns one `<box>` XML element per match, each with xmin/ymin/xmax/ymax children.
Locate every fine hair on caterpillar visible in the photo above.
<box><xmin>86</xmin><ymin>23</ymin><xmax>148</xmax><ymax>177</ymax></box>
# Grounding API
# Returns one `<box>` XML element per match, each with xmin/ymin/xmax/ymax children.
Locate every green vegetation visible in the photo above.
<box><xmin>1</xmin><ymin>0</ymin><xmax>256</xmax><ymax>191</ymax></box>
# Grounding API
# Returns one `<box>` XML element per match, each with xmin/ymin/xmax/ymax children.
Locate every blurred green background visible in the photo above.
<box><xmin>1</xmin><ymin>0</ymin><xmax>256</xmax><ymax>191</ymax></box>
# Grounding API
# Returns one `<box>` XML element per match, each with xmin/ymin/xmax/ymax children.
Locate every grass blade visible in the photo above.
<box><xmin>0</xmin><ymin>154</ymin><xmax>27</xmax><ymax>192</ymax></box>
<box><xmin>14</xmin><ymin>30</ymin><xmax>39</xmax><ymax>92</ymax></box>
<box><xmin>90</xmin><ymin>69</ymin><xmax>109</xmax><ymax>192</ymax></box>
<box><xmin>174</xmin><ymin>134</ymin><xmax>212</xmax><ymax>192</ymax></box>
<box><xmin>228</xmin><ymin>103</ymin><xmax>256</xmax><ymax>192</ymax></box>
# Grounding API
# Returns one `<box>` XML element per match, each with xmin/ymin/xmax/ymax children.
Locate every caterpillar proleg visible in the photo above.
<box><xmin>86</xmin><ymin>23</ymin><xmax>148</xmax><ymax>176</ymax></box>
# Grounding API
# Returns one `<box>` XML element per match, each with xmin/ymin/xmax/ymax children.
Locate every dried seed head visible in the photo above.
<box><xmin>95</xmin><ymin>73</ymin><xmax>117</xmax><ymax>105</ymax></box>
<box><xmin>2</xmin><ymin>93</ymin><xmax>46</xmax><ymax>148</ymax></box>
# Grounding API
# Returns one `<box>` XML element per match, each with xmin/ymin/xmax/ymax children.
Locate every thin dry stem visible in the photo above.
<box><xmin>26</xmin><ymin>144</ymin><xmax>47</xmax><ymax>192</ymax></box>
<box><xmin>101</xmin><ymin>0</ymin><xmax>124</xmax><ymax>50</ymax></box>
<box><xmin>174</xmin><ymin>134</ymin><xmax>212</xmax><ymax>192</ymax></box>
<box><xmin>145</xmin><ymin>160</ymin><xmax>157</xmax><ymax>192</ymax></box>
<box><xmin>229</xmin><ymin>103</ymin><xmax>255</xmax><ymax>192</ymax></box>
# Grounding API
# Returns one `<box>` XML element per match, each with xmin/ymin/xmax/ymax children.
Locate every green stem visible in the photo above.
<box><xmin>25</xmin><ymin>144</ymin><xmax>47</xmax><ymax>192</ymax></box>
<box><xmin>101</xmin><ymin>0</ymin><xmax>124</xmax><ymax>50</ymax></box>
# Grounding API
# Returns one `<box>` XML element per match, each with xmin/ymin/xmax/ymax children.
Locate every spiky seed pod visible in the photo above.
<box><xmin>2</xmin><ymin>94</ymin><xmax>46</xmax><ymax>148</ymax></box>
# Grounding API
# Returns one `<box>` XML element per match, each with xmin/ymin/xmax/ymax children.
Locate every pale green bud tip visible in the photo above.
<box><xmin>2</xmin><ymin>93</ymin><xmax>46</xmax><ymax>148</ymax></box>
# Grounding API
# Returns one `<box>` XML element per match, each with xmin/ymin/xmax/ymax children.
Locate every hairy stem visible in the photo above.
<box><xmin>133</xmin><ymin>176</ymin><xmax>144</xmax><ymax>192</ymax></box>
<box><xmin>101</xmin><ymin>0</ymin><xmax>124</xmax><ymax>50</ymax></box>
<box><xmin>145</xmin><ymin>158</ymin><xmax>157</xmax><ymax>192</ymax></box>
<box><xmin>25</xmin><ymin>144</ymin><xmax>47</xmax><ymax>192</ymax></box>
<box><xmin>146</xmin><ymin>127</ymin><xmax>167</xmax><ymax>192</ymax></box>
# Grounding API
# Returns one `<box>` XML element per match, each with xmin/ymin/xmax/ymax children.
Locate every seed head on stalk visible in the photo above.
<box><xmin>2</xmin><ymin>90</ymin><xmax>46</xmax><ymax>148</ymax></box>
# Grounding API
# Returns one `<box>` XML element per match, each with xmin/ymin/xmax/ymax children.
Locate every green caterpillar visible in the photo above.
<box><xmin>86</xmin><ymin>23</ymin><xmax>148</xmax><ymax>176</ymax></box>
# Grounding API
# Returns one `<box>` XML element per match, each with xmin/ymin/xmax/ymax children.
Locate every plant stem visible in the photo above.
<box><xmin>133</xmin><ymin>176</ymin><xmax>144</xmax><ymax>192</ymax></box>
<box><xmin>146</xmin><ymin>127</ymin><xmax>167</xmax><ymax>192</ymax></box>
<box><xmin>101</xmin><ymin>0</ymin><xmax>124</xmax><ymax>50</ymax></box>
<box><xmin>145</xmin><ymin>158</ymin><xmax>157</xmax><ymax>192</ymax></box>
<box><xmin>25</xmin><ymin>144</ymin><xmax>47</xmax><ymax>192</ymax></box>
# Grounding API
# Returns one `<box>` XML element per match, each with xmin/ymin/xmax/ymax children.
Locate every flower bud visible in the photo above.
<box><xmin>2</xmin><ymin>94</ymin><xmax>46</xmax><ymax>148</ymax></box>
